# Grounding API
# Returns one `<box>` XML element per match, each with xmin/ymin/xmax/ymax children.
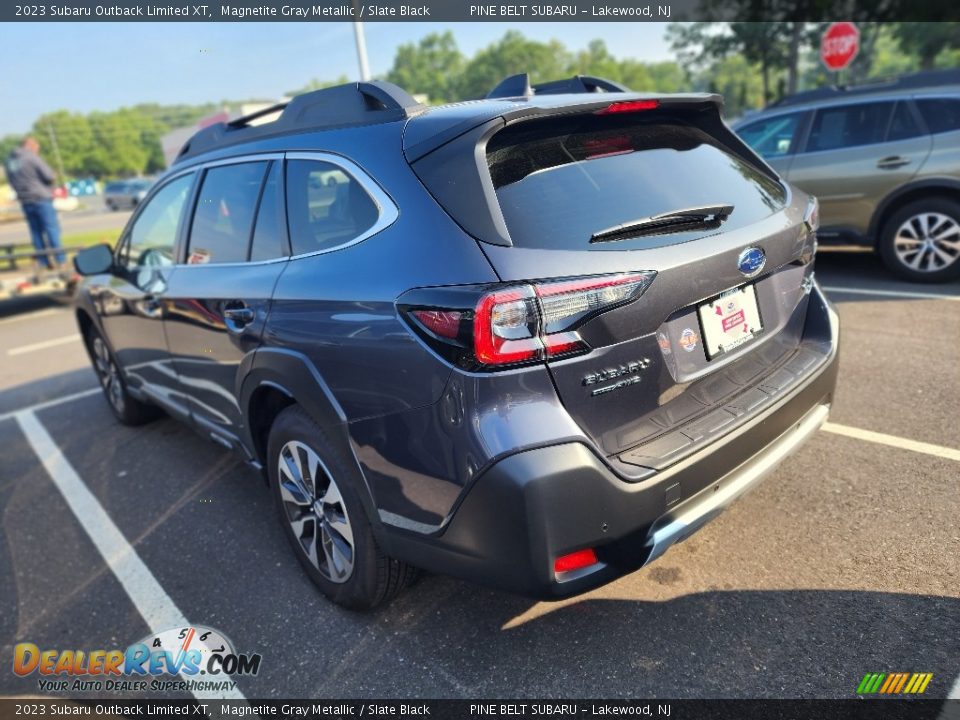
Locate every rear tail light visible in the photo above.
<box><xmin>401</xmin><ymin>271</ymin><xmax>655</xmax><ymax>370</ymax></box>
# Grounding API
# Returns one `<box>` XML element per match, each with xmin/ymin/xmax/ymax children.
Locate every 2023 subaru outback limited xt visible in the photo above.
<box><xmin>73</xmin><ymin>76</ymin><xmax>839</xmax><ymax>609</ymax></box>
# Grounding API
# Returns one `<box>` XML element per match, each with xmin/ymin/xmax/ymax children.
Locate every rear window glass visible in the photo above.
<box><xmin>487</xmin><ymin>113</ymin><xmax>787</xmax><ymax>251</ymax></box>
<box><xmin>285</xmin><ymin>160</ymin><xmax>379</xmax><ymax>256</ymax></box>
<box><xmin>916</xmin><ymin>98</ymin><xmax>960</xmax><ymax>135</ymax></box>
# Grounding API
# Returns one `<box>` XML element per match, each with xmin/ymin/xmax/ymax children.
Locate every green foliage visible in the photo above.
<box><xmin>895</xmin><ymin>23</ymin><xmax>960</xmax><ymax>71</ymax></box>
<box><xmin>670</xmin><ymin>20</ymin><xmax>960</xmax><ymax>115</ymax></box>
<box><xmin>385</xmin><ymin>32</ymin><xmax>464</xmax><ymax>103</ymax></box>
<box><xmin>386</xmin><ymin>32</ymin><xmax>688</xmax><ymax>102</ymax></box>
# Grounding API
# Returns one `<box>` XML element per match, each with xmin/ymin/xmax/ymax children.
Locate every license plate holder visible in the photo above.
<box><xmin>697</xmin><ymin>284</ymin><xmax>763</xmax><ymax>360</ymax></box>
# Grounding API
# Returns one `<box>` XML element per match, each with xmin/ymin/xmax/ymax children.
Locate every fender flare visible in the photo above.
<box><xmin>868</xmin><ymin>177</ymin><xmax>960</xmax><ymax>241</ymax></box>
<box><xmin>238</xmin><ymin>347</ymin><xmax>387</xmax><ymax>541</ymax></box>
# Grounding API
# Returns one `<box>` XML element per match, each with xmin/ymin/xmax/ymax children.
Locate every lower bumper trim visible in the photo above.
<box><xmin>643</xmin><ymin>403</ymin><xmax>830</xmax><ymax>566</ymax></box>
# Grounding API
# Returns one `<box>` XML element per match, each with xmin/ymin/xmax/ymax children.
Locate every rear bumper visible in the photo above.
<box><xmin>385</xmin><ymin>285</ymin><xmax>840</xmax><ymax>598</ymax></box>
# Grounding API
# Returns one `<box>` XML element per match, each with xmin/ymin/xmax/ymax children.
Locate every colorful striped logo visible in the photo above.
<box><xmin>857</xmin><ymin>672</ymin><xmax>933</xmax><ymax>694</ymax></box>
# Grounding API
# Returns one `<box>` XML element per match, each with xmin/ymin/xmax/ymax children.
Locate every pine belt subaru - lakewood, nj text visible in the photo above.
<box><xmin>73</xmin><ymin>75</ymin><xmax>840</xmax><ymax>609</ymax></box>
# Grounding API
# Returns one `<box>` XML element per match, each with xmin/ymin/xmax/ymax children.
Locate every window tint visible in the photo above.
<box><xmin>285</xmin><ymin>159</ymin><xmax>379</xmax><ymax>255</ymax></box>
<box><xmin>738</xmin><ymin>113</ymin><xmax>803</xmax><ymax>158</ymax></box>
<box><xmin>187</xmin><ymin>162</ymin><xmax>267</xmax><ymax>265</ymax></box>
<box><xmin>807</xmin><ymin>102</ymin><xmax>894</xmax><ymax>152</ymax></box>
<box><xmin>487</xmin><ymin>114</ymin><xmax>787</xmax><ymax>251</ymax></box>
<box><xmin>916</xmin><ymin>98</ymin><xmax>960</xmax><ymax>135</ymax></box>
<box><xmin>887</xmin><ymin>102</ymin><xmax>923</xmax><ymax>141</ymax></box>
<box><xmin>250</xmin><ymin>162</ymin><xmax>286</xmax><ymax>262</ymax></box>
<box><xmin>125</xmin><ymin>173</ymin><xmax>193</xmax><ymax>268</ymax></box>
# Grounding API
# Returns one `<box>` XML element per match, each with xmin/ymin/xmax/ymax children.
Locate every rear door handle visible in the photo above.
<box><xmin>223</xmin><ymin>306</ymin><xmax>255</xmax><ymax>326</ymax></box>
<box><xmin>877</xmin><ymin>156</ymin><xmax>911</xmax><ymax>169</ymax></box>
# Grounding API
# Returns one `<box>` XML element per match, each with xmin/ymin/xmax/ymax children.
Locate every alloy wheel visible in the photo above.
<box><xmin>92</xmin><ymin>336</ymin><xmax>125</xmax><ymax>414</ymax></box>
<box><xmin>893</xmin><ymin>212</ymin><xmax>960</xmax><ymax>272</ymax></box>
<box><xmin>277</xmin><ymin>440</ymin><xmax>355</xmax><ymax>583</ymax></box>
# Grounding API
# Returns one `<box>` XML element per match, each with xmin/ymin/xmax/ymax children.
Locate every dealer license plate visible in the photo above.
<box><xmin>697</xmin><ymin>284</ymin><xmax>763</xmax><ymax>359</ymax></box>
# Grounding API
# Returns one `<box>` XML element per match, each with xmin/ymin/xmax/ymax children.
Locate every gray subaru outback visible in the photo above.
<box><xmin>73</xmin><ymin>75</ymin><xmax>839</xmax><ymax>608</ymax></box>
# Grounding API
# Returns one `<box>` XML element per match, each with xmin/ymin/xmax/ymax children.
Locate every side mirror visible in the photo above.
<box><xmin>74</xmin><ymin>244</ymin><xmax>114</xmax><ymax>276</ymax></box>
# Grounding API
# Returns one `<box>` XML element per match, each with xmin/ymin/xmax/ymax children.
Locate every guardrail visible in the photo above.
<box><xmin>1</xmin><ymin>244</ymin><xmax>89</xmax><ymax>271</ymax></box>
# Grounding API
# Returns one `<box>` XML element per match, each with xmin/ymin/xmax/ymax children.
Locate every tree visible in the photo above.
<box><xmin>895</xmin><ymin>22</ymin><xmax>960</xmax><ymax>70</ymax></box>
<box><xmin>385</xmin><ymin>32</ymin><xmax>464</xmax><ymax>103</ymax></box>
<box><xmin>456</xmin><ymin>31</ymin><xmax>574</xmax><ymax>100</ymax></box>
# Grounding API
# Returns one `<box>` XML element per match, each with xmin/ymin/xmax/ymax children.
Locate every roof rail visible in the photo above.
<box><xmin>768</xmin><ymin>68</ymin><xmax>960</xmax><ymax>109</ymax></box>
<box><xmin>486</xmin><ymin>73</ymin><xmax>629</xmax><ymax>99</ymax></box>
<box><xmin>174</xmin><ymin>81</ymin><xmax>426</xmax><ymax>164</ymax></box>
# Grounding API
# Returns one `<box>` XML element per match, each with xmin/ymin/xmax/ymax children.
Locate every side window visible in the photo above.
<box><xmin>887</xmin><ymin>101</ymin><xmax>923</xmax><ymax>141</ymax></box>
<box><xmin>250</xmin><ymin>162</ymin><xmax>287</xmax><ymax>262</ymax></box>
<box><xmin>187</xmin><ymin>161</ymin><xmax>267</xmax><ymax>265</ymax></box>
<box><xmin>916</xmin><ymin>98</ymin><xmax>960</xmax><ymax>135</ymax></box>
<box><xmin>125</xmin><ymin>173</ymin><xmax>193</xmax><ymax>269</ymax></box>
<box><xmin>807</xmin><ymin>102</ymin><xmax>894</xmax><ymax>152</ymax></box>
<box><xmin>737</xmin><ymin>113</ymin><xmax>804</xmax><ymax>158</ymax></box>
<box><xmin>285</xmin><ymin>159</ymin><xmax>379</xmax><ymax>256</ymax></box>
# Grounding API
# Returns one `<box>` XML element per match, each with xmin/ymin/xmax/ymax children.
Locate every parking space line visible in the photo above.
<box><xmin>821</xmin><ymin>286</ymin><xmax>960</xmax><ymax>302</ymax></box>
<box><xmin>0</xmin><ymin>307</ymin><xmax>66</xmax><ymax>326</ymax></box>
<box><xmin>7</xmin><ymin>334</ymin><xmax>81</xmax><ymax>356</ymax></box>
<box><xmin>13</xmin><ymin>410</ymin><xmax>247</xmax><ymax>702</ymax></box>
<box><xmin>0</xmin><ymin>387</ymin><xmax>100</xmax><ymax>424</ymax></box>
<box><xmin>822</xmin><ymin>422</ymin><xmax>960</xmax><ymax>463</ymax></box>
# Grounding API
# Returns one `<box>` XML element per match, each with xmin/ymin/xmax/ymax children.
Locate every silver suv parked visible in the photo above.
<box><xmin>735</xmin><ymin>70</ymin><xmax>960</xmax><ymax>283</ymax></box>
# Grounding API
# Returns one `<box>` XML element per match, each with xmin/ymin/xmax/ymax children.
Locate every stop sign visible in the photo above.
<box><xmin>821</xmin><ymin>22</ymin><xmax>860</xmax><ymax>71</ymax></box>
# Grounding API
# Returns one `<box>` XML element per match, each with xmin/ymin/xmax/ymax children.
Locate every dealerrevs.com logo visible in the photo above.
<box><xmin>13</xmin><ymin>626</ymin><xmax>261</xmax><ymax>694</ymax></box>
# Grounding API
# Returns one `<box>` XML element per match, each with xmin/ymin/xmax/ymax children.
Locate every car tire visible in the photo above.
<box><xmin>878</xmin><ymin>198</ymin><xmax>960</xmax><ymax>283</ymax></box>
<box><xmin>267</xmin><ymin>405</ymin><xmax>415</xmax><ymax>610</ymax></box>
<box><xmin>106</xmin><ymin>201</ymin><xmax>116</xmax><ymax>211</ymax></box>
<box><xmin>85</xmin><ymin>328</ymin><xmax>160</xmax><ymax>426</ymax></box>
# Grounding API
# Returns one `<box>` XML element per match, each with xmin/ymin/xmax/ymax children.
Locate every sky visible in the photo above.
<box><xmin>0</xmin><ymin>22</ymin><xmax>673</xmax><ymax>135</ymax></box>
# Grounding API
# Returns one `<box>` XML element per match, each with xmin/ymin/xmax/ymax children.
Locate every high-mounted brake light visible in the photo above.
<box><xmin>402</xmin><ymin>271</ymin><xmax>656</xmax><ymax>370</ymax></box>
<box><xmin>595</xmin><ymin>99</ymin><xmax>660</xmax><ymax>115</ymax></box>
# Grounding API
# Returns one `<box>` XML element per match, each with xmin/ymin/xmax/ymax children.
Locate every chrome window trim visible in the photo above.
<box><xmin>170</xmin><ymin>150</ymin><xmax>397</xmax><ymax>268</ymax></box>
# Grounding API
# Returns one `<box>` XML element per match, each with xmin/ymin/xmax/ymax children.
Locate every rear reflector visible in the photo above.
<box><xmin>595</xmin><ymin>99</ymin><xmax>660</xmax><ymax>115</ymax></box>
<box><xmin>554</xmin><ymin>548</ymin><xmax>599</xmax><ymax>574</ymax></box>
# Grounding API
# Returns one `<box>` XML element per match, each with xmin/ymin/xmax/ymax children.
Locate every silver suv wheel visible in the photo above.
<box><xmin>893</xmin><ymin>212</ymin><xmax>960</xmax><ymax>273</ymax></box>
<box><xmin>277</xmin><ymin>439</ymin><xmax>355</xmax><ymax>583</ymax></box>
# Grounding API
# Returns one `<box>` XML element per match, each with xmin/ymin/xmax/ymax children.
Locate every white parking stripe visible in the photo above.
<box><xmin>0</xmin><ymin>307</ymin><xmax>65</xmax><ymax>326</ymax></box>
<box><xmin>822</xmin><ymin>422</ymin><xmax>960</xmax><ymax>463</ymax></box>
<box><xmin>7</xmin><ymin>334</ymin><xmax>81</xmax><ymax>356</ymax></box>
<box><xmin>0</xmin><ymin>387</ymin><xmax>101</xmax><ymax>424</ymax></box>
<box><xmin>14</xmin><ymin>410</ymin><xmax>248</xmax><ymax>702</ymax></box>
<box><xmin>822</xmin><ymin>286</ymin><xmax>960</xmax><ymax>302</ymax></box>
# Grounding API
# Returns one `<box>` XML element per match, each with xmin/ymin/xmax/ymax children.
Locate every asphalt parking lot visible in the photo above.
<box><xmin>0</xmin><ymin>249</ymin><xmax>958</xmax><ymax>701</ymax></box>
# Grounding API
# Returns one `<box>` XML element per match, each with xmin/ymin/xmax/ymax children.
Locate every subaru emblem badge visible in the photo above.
<box><xmin>737</xmin><ymin>247</ymin><xmax>766</xmax><ymax>278</ymax></box>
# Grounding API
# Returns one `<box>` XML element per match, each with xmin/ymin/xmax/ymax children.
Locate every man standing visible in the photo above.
<box><xmin>5</xmin><ymin>137</ymin><xmax>64</xmax><ymax>268</ymax></box>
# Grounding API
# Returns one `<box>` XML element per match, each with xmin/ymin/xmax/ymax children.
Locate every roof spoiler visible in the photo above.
<box><xmin>486</xmin><ymin>73</ymin><xmax>630</xmax><ymax>99</ymax></box>
<box><xmin>174</xmin><ymin>81</ymin><xmax>426</xmax><ymax>164</ymax></box>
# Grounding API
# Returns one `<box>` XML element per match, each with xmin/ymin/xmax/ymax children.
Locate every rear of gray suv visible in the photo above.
<box><xmin>735</xmin><ymin>77</ymin><xmax>960</xmax><ymax>282</ymax></box>
<box><xmin>73</xmin><ymin>78</ymin><xmax>839</xmax><ymax>609</ymax></box>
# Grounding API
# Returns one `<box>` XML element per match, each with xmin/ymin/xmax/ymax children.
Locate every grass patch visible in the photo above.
<box><xmin>61</xmin><ymin>228</ymin><xmax>123</xmax><ymax>249</ymax></box>
<box><xmin>8</xmin><ymin>228</ymin><xmax>123</xmax><ymax>254</ymax></box>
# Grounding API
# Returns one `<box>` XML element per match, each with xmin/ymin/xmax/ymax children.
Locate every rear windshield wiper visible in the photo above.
<box><xmin>590</xmin><ymin>204</ymin><xmax>734</xmax><ymax>244</ymax></box>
